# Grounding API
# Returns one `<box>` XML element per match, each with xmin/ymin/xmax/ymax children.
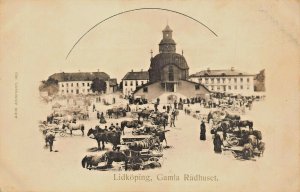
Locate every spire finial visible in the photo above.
<box><xmin>182</xmin><ymin>50</ymin><xmax>184</xmax><ymax>56</ymax></box>
<box><xmin>150</xmin><ymin>49</ymin><xmax>153</xmax><ymax>58</ymax></box>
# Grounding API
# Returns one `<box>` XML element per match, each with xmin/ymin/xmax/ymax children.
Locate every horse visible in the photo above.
<box><xmin>237</xmin><ymin>120</ymin><xmax>253</xmax><ymax>129</ymax></box>
<box><xmin>224</xmin><ymin>113</ymin><xmax>241</xmax><ymax>121</ymax></box>
<box><xmin>44</xmin><ymin>131</ymin><xmax>56</xmax><ymax>152</ymax></box>
<box><xmin>81</xmin><ymin>151</ymin><xmax>128</xmax><ymax>170</ymax></box>
<box><xmin>62</xmin><ymin>122</ymin><xmax>84</xmax><ymax>136</ymax></box>
<box><xmin>120</xmin><ymin>120</ymin><xmax>143</xmax><ymax>135</ymax></box>
<box><xmin>87</xmin><ymin>128</ymin><xmax>121</xmax><ymax>150</ymax></box>
<box><xmin>138</xmin><ymin>109</ymin><xmax>153</xmax><ymax>121</ymax></box>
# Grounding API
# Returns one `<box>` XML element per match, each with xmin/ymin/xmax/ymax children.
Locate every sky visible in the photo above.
<box><xmin>1</xmin><ymin>0</ymin><xmax>298</xmax><ymax>84</ymax></box>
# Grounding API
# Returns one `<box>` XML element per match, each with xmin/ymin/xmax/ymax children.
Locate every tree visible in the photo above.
<box><xmin>39</xmin><ymin>77</ymin><xmax>59</xmax><ymax>96</ymax></box>
<box><xmin>91</xmin><ymin>78</ymin><xmax>107</xmax><ymax>93</ymax></box>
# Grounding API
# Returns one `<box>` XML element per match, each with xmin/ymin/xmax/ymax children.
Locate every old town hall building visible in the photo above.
<box><xmin>133</xmin><ymin>25</ymin><xmax>210</xmax><ymax>101</ymax></box>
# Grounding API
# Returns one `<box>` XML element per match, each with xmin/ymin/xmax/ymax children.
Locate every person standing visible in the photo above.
<box><xmin>213</xmin><ymin>133</ymin><xmax>223</xmax><ymax>153</ymax></box>
<box><xmin>200</xmin><ymin>121</ymin><xmax>206</xmax><ymax>141</ymax></box>
<box><xmin>170</xmin><ymin>114</ymin><xmax>175</xmax><ymax>127</ymax></box>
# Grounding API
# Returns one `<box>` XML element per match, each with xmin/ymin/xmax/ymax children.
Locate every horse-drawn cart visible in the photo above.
<box><xmin>121</xmin><ymin>134</ymin><xmax>152</xmax><ymax>144</ymax></box>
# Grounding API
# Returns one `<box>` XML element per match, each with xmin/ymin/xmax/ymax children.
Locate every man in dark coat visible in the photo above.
<box><xmin>200</xmin><ymin>121</ymin><xmax>206</xmax><ymax>140</ymax></box>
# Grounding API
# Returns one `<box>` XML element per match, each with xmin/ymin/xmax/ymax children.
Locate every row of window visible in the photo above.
<box><xmin>208</xmin><ymin>85</ymin><xmax>250</xmax><ymax>91</ymax></box>
<box><xmin>61</xmin><ymin>89</ymin><xmax>90</xmax><ymax>94</ymax></box>
<box><xmin>199</xmin><ymin>77</ymin><xmax>250</xmax><ymax>84</ymax></box>
<box><xmin>124</xmin><ymin>80</ymin><xmax>148</xmax><ymax>87</ymax></box>
<box><xmin>60</xmin><ymin>82</ymin><xmax>90</xmax><ymax>87</ymax></box>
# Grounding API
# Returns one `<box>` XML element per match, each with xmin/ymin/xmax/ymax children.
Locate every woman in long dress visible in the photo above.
<box><xmin>200</xmin><ymin>121</ymin><xmax>206</xmax><ymax>140</ymax></box>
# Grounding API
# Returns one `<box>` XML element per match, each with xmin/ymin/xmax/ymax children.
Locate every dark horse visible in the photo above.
<box><xmin>224</xmin><ymin>113</ymin><xmax>241</xmax><ymax>121</ymax></box>
<box><xmin>138</xmin><ymin>109</ymin><xmax>153</xmax><ymax>121</ymax></box>
<box><xmin>87</xmin><ymin>128</ymin><xmax>121</xmax><ymax>150</ymax></box>
<box><xmin>81</xmin><ymin>150</ymin><xmax>128</xmax><ymax>170</ymax></box>
<box><xmin>236</xmin><ymin>120</ymin><xmax>254</xmax><ymax>129</ymax></box>
<box><xmin>120</xmin><ymin>120</ymin><xmax>143</xmax><ymax>135</ymax></box>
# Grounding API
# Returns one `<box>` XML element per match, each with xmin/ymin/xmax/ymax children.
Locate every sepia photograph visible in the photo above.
<box><xmin>0</xmin><ymin>1</ymin><xmax>299</xmax><ymax>192</ymax></box>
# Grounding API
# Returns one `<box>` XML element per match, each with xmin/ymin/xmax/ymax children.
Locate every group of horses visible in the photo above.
<box><xmin>208</xmin><ymin>111</ymin><xmax>265</xmax><ymax>159</ymax></box>
<box><xmin>106</xmin><ymin>107</ymin><xmax>127</xmax><ymax>119</ymax></box>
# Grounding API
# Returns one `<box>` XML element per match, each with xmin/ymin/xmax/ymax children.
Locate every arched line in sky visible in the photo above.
<box><xmin>66</xmin><ymin>7</ymin><xmax>218</xmax><ymax>59</ymax></box>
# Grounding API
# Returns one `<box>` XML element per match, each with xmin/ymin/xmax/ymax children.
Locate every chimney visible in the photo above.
<box><xmin>131</xmin><ymin>69</ymin><xmax>133</xmax><ymax>72</ymax></box>
<box><xmin>231</xmin><ymin>67</ymin><xmax>235</xmax><ymax>71</ymax></box>
<box><xmin>207</xmin><ymin>67</ymin><xmax>211</xmax><ymax>72</ymax></box>
<box><xmin>97</xmin><ymin>69</ymin><xmax>99</xmax><ymax>72</ymax></box>
<box><xmin>141</xmin><ymin>69</ymin><xmax>143</xmax><ymax>72</ymax></box>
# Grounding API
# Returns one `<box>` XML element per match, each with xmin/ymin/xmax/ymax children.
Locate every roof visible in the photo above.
<box><xmin>163</xmin><ymin>25</ymin><xmax>172</xmax><ymax>32</ymax></box>
<box><xmin>122</xmin><ymin>71</ymin><xmax>149</xmax><ymax>80</ymax></box>
<box><xmin>150</xmin><ymin>53</ymin><xmax>189</xmax><ymax>70</ymax></box>
<box><xmin>49</xmin><ymin>72</ymin><xmax>110</xmax><ymax>82</ymax></box>
<box><xmin>109</xmin><ymin>78</ymin><xmax>118</xmax><ymax>86</ymax></box>
<box><xmin>190</xmin><ymin>69</ymin><xmax>255</xmax><ymax>77</ymax></box>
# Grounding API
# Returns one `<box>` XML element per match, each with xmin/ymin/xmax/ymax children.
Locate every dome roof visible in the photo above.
<box><xmin>159</xmin><ymin>38</ymin><xmax>176</xmax><ymax>45</ymax></box>
<box><xmin>150</xmin><ymin>53</ymin><xmax>189</xmax><ymax>70</ymax></box>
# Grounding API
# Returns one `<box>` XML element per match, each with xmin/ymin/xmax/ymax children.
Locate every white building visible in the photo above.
<box><xmin>122</xmin><ymin>71</ymin><xmax>149</xmax><ymax>96</ymax></box>
<box><xmin>189</xmin><ymin>68</ymin><xmax>255</xmax><ymax>95</ymax></box>
<box><xmin>49</xmin><ymin>72</ymin><xmax>117</xmax><ymax>95</ymax></box>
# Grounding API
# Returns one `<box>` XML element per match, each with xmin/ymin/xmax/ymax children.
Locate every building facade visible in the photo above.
<box><xmin>133</xmin><ymin>25</ymin><xmax>210</xmax><ymax>102</ymax></box>
<box><xmin>122</xmin><ymin>71</ymin><xmax>149</xmax><ymax>96</ymax></box>
<box><xmin>189</xmin><ymin>68</ymin><xmax>255</xmax><ymax>95</ymax></box>
<box><xmin>49</xmin><ymin>72</ymin><xmax>117</xmax><ymax>95</ymax></box>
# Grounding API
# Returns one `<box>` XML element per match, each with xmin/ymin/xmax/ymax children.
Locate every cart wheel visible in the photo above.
<box><xmin>227</xmin><ymin>137</ymin><xmax>239</xmax><ymax>146</ymax></box>
<box><xmin>148</xmin><ymin>157</ymin><xmax>159</xmax><ymax>162</ymax></box>
<box><xmin>59</xmin><ymin>130</ymin><xmax>66</xmax><ymax>137</ymax></box>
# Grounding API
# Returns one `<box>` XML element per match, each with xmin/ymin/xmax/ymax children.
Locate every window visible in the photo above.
<box><xmin>222</xmin><ymin>78</ymin><xmax>225</xmax><ymax>83</ymax></box>
<box><xmin>67</xmin><ymin>90</ymin><xmax>69</xmax><ymax>93</ymax></box>
<box><xmin>234</xmin><ymin>78</ymin><xmax>237</xmax><ymax>83</ymax></box>
<box><xmin>240</xmin><ymin>78</ymin><xmax>243</xmax><ymax>82</ymax></box>
<box><xmin>234</xmin><ymin>86</ymin><xmax>237</xmax><ymax>90</ymax></box>
<box><xmin>87</xmin><ymin>89</ymin><xmax>90</xmax><ymax>92</ymax></box>
<box><xmin>61</xmin><ymin>84</ymin><xmax>64</xmax><ymax>87</ymax></box>
<box><xmin>77</xmin><ymin>83</ymin><xmax>79</xmax><ymax>87</ymax></box>
<box><xmin>205</xmin><ymin>78</ymin><xmax>209</xmax><ymax>84</ymax></box>
<box><xmin>217</xmin><ymin>78</ymin><xmax>220</xmax><ymax>84</ymax></box>
<box><xmin>71</xmin><ymin>83</ymin><xmax>73</xmax><ymax>87</ymax></box>
<box><xmin>87</xmin><ymin>83</ymin><xmax>90</xmax><ymax>86</ymax></box>
<box><xmin>82</xmin><ymin>83</ymin><xmax>85</xmax><ymax>86</ymax></box>
<box><xmin>66</xmin><ymin>83</ymin><xmax>68</xmax><ymax>87</ymax></box>
<box><xmin>247</xmin><ymin>78</ymin><xmax>250</xmax><ymax>83</ymax></box>
<box><xmin>228</xmin><ymin>86</ymin><xmax>231</xmax><ymax>90</ymax></box>
<box><xmin>130</xmin><ymin>81</ymin><xmax>133</xmax><ymax>86</ymax></box>
<box><xmin>217</xmin><ymin>86</ymin><xmax>220</xmax><ymax>90</ymax></box>
<box><xmin>195</xmin><ymin>85</ymin><xmax>200</xmax><ymax>90</ymax></box>
<box><xmin>168</xmin><ymin>65</ymin><xmax>174</xmax><ymax>81</ymax></box>
<box><xmin>211</xmin><ymin>78</ymin><xmax>214</xmax><ymax>83</ymax></box>
<box><xmin>125</xmin><ymin>81</ymin><xmax>128</xmax><ymax>86</ymax></box>
<box><xmin>136</xmin><ymin>81</ymin><xmax>138</xmax><ymax>86</ymax></box>
<box><xmin>240</xmin><ymin>85</ymin><xmax>243</xmax><ymax>89</ymax></box>
<box><xmin>143</xmin><ymin>87</ymin><xmax>148</xmax><ymax>92</ymax></box>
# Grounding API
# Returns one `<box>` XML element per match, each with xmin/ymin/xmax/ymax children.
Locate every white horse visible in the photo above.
<box><xmin>63</xmin><ymin>122</ymin><xmax>84</xmax><ymax>136</ymax></box>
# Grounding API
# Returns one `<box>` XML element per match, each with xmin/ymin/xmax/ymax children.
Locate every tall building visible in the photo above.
<box><xmin>133</xmin><ymin>25</ymin><xmax>210</xmax><ymax>102</ymax></box>
<box><xmin>48</xmin><ymin>72</ymin><xmax>117</xmax><ymax>95</ymax></box>
<box><xmin>189</xmin><ymin>67</ymin><xmax>255</xmax><ymax>95</ymax></box>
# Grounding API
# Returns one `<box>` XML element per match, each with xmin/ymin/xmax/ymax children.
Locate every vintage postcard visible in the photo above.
<box><xmin>0</xmin><ymin>1</ymin><xmax>299</xmax><ymax>192</ymax></box>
